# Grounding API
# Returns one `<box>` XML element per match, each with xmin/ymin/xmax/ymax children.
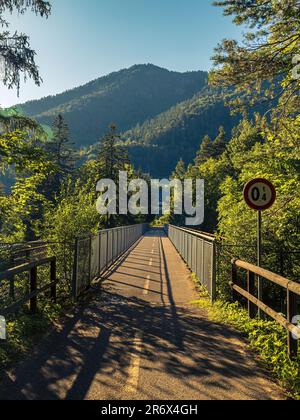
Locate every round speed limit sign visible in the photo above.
<box><xmin>244</xmin><ymin>179</ymin><xmax>276</xmax><ymax>211</ymax></box>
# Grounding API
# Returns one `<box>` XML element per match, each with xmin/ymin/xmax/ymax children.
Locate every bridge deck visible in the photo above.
<box><xmin>0</xmin><ymin>230</ymin><xmax>284</xmax><ymax>400</ymax></box>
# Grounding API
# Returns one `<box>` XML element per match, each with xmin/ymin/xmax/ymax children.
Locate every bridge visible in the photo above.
<box><xmin>0</xmin><ymin>225</ymin><xmax>298</xmax><ymax>400</ymax></box>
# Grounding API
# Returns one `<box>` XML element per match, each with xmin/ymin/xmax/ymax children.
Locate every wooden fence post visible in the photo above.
<box><xmin>231</xmin><ymin>260</ymin><xmax>238</xmax><ymax>302</ymax></box>
<box><xmin>30</xmin><ymin>266</ymin><xmax>37</xmax><ymax>314</ymax></box>
<box><xmin>50</xmin><ymin>259</ymin><xmax>57</xmax><ymax>303</ymax></box>
<box><xmin>9</xmin><ymin>275</ymin><xmax>15</xmax><ymax>301</ymax></box>
<box><xmin>247</xmin><ymin>270</ymin><xmax>256</xmax><ymax>319</ymax></box>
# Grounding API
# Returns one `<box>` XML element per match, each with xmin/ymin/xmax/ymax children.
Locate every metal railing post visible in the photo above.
<box><xmin>211</xmin><ymin>241</ymin><xmax>217</xmax><ymax>302</ymax></box>
<box><xmin>72</xmin><ymin>239</ymin><xmax>78</xmax><ymax>300</ymax></box>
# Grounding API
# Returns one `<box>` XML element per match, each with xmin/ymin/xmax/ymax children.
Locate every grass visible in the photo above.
<box><xmin>0</xmin><ymin>300</ymin><xmax>64</xmax><ymax>369</ymax></box>
<box><xmin>191</xmin><ymin>274</ymin><xmax>300</xmax><ymax>400</ymax></box>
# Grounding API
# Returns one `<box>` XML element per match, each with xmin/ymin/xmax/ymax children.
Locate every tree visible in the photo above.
<box><xmin>98</xmin><ymin>125</ymin><xmax>129</xmax><ymax>181</ymax></box>
<box><xmin>43</xmin><ymin>114</ymin><xmax>77</xmax><ymax>200</ymax></box>
<box><xmin>195</xmin><ymin>135</ymin><xmax>215</xmax><ymax>166</ymax></box>
<box><xmin>213</xmin><ymin>126</ymin><xmax>227</xmax><ymax>156</ymax></box>
<box><xmin>171</xmin><ymin>158</ymin><xmax>186</xmax><ymax>181</ymax></box>
<box><xmin>0</xmin><ymin>129</ymin><xmax>54</xmax><ymax>241</ymax></box>
<box><xmin>49</xmin><ymin>115</ymin><xmax>76</xmax><ymax>174</ymax></box>
<box><xmin>210</xmin><ymin>0</ymin><xmax>300</xmax><ymax>115</ymax></box>
<box><xmin>0</xmin><ymin>0</ymin><xmax>51</xmax><ymax>92</ymax></box>
<box><xmin>0</xmin><ymin>107</ymin><xmax>41</xmax><ymax>132</ymax></box>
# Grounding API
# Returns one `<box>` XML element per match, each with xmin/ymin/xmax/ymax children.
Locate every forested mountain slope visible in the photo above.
<box><xmin>17</xmin><ymin>64</ymin><xmax>208</xmax><ymax>148</ymax></box>
<box><xmin>119</xmin><ymin>88</ymin><xmax>241</xmax><ymax>176</ymax></box>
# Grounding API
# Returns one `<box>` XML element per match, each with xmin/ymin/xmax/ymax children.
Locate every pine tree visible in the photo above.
<box><xmin>213</xmin><ymin>126</ymin><xmax>227</xmax><ymax>156</ymax></box>
<box><xmin>195</xmin><ymin>135</ymin><xmax>215</xmax><ymax>166</ymax></box>
<box><xmin>98</xmin><ymin>124</ymin><xmax>129</xmax><ymax>182</ymax></box>
<box><xmin>50</xmin><ymin>115</ymin><xmax>76</xmax><ymax>170</ymax></box>
<box><xmin>96</xmin><ymin>125</ymin><xmax>130</xmax><ymax>227</ymax></box>
<box><xmin>43</xmin><ymin>114</ymin><xmax>77</xmax><ymax>200</ymax></box>
<box><xmin>172</xmin><ymin>158</ymin><xmax>186</xmax><ymax>181</ymax></box>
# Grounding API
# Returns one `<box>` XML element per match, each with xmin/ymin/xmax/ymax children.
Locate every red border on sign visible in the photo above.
<box><xmin>243</xmin><ymin>178</ymin><xmax>276</xmax><ymax>211</ymax></box>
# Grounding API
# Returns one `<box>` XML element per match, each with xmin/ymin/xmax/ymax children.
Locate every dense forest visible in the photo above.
<box><xmin>120</xmin><ymin>88</ymin><xmax>240</xmax><ymax>176</ymax></box>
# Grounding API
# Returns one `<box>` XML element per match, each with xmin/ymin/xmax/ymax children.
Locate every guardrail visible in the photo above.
<box><xmin>0</xmin><ymin>257</ymin><xmax>57</xmax><ymax>316</ymax></box>
<box><xmin>165</xmin><ymin>225</ymin><xmax>217</xmax><ymax>301</ymax></box>
<box><xmin>73</xmin><ymin>224</ymin><xmax>148</xmax><ymax>299</ymax></box>
<box><xmin>231</xmin><ymin>259</ymin><xmax>300</xmax><ymax>359</ymax></box>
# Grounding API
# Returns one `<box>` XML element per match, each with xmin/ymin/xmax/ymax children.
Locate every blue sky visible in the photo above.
<box><xmin>0</xmin><ymin>0</ymin><xmax>244</xmax><ymax>107</ymax></box>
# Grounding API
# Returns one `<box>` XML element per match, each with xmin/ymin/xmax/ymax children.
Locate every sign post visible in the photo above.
<box><xmin>244</xmin><ymin>179</ymin><xmax>276</xmax><ymax>318</ymax></box>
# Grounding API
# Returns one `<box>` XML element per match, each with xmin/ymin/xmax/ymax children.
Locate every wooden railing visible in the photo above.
<box><xmin>231</xmin><ymin>259</ymin><xmax>300</xmax><ymax>359</ymax></box>
<box><xmin>0</xmin><ymin>257</ymin><xmax>57</xmax><ymax>316</ymax></box>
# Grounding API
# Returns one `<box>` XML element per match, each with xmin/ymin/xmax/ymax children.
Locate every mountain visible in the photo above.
<box><xmin>17</xmin><ymin>64</ymin><xmax>208</xmax><ymax>148</ymax></box>
<box><xmin>15</xmin><ymin>64</ymin><xmax>243</xmax><ymax>177</ymax></box>
<box><xmin>120</xmin><ymin>87</ymin><xmax>240</xmax><ymax>176</ymax></box>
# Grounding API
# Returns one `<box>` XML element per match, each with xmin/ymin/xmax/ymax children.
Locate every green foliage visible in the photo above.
<box><xmin>211</xmin><ymin>0</ymin><xmax>300</xmax><ymax>115</ymax></box>
<box><xmin>151</xmin><ymin>213</ymin><xmax>171</xmax><ymax>227</ymax></box>
<box><xmin>0</xmin><ymin>129</ymin><xmax>54</xmax><ymax>241</ymax></box>
<box><xmin>174</xmin><ymin>110</ymin><xmax>300</xmax><ymax>302</ymax></box>
<box><xmin>218</xmin><ymin>115</ymin><xmax>300</xmax><ymax>249</ymax></box>
<box><xmin>97</xmin><ymin>124</ymin><xmax>129</xmax><ymax>181</ymax></box>
<box><xmin>0</xmin><ymin>299</ymin><xmax>62</xmax><ymax>369</ymax></box>
<box><xmin>171</xmin><ymin>158</ymin><xmax>186</xmax><ymax>181</ymax></box>
<box><xmin>0</xmin><ymin>0</ymin><xmax>51</xmax><ymax>92</ymax></box>
<box><xmin>44</xmin><ymin>182</ymin><xmax>101</xmax><ymax>243</ymax></box>
<box><xmin>42</xmin><ymin>114</ymin><xmax>77</xmax><ymax>201</ymax></box>
<box><xmin>195</xmin><ymin>126</ymin><xmax>228</xmax><ymax>166</ymax></box>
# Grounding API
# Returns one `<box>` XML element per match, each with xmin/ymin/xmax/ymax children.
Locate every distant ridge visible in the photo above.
<box><xmin>17</xmin><ymin>64</ymin><xmax>208</xmax><ymax>148</ymax></box>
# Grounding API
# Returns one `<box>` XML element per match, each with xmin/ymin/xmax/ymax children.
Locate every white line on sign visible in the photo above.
<box><xmin>149</xmin><ymin>259</ymin><xmax>153</xmax><ymax>266</ymax></box>
<box><xmin>124</xmin><ymin>332</ymin><xmax>143</xmax><ymax>394</ymax></box>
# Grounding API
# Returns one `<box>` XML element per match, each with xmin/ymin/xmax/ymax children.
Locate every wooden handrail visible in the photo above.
<box><xmin>233</xmin><ymin>259</ymin><xmax>300</xmax><ymax>296</ymax></box>
<box><xmin>1</xmin><ymin>280</ymin><xmax>58</xmax><ymax>316</ymax></box>
<box><xmin>231</xmin><ymin>259</ymin><xmax>300</xmax><ymax>359</ymax></box>
<box><xmin>229</xmin><ymin>282</ymin><xmax>300</xmax><ymax>337</ymax></box>
<box><xmin>0</xmin><ymin>257</ymin><xmax>55</xmax><ymax>281</ymax></box>
<box><xmin>0</xmin><ymin>257</ymin><xmax>57</xmax><ymax>316</ymax></box>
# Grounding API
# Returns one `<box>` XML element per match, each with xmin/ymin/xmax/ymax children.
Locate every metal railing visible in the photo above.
<box><xmin>165</xmin><ymin>225</ymin><xmax>217</xmax><ymax>301</ymax></box>
<box><xmin>73</xmin><ymin>224</ymin><xmax>148</xmax><ymax>299</ymax></box>
<box><xmin>231</xmin><ymin>259</ymin><xmax>300</xmax><ymax>359</ymax></box>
